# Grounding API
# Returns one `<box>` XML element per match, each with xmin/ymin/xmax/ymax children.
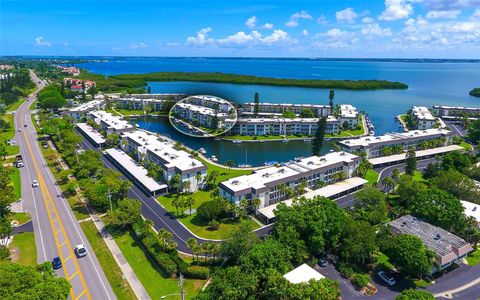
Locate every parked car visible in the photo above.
<box><xmin>378</xmin><ymin>271</ymin><xmax>396</xmax><ymax>286</ymax></box>
<box><xmin>32</xmin><ymin>180</ymin><xmax>39</xmax><ymax>188</ymax></box>
<box><xmin>24</xmin><ymin>124</ymin><xmax>27</xmax><ymax>127</ymax></box>
<box><xmin>16</xmin><ymin>161</ymin><xmax>24</xmax><ymax>168</ymax></box>
<box><xmin>74</xmin><ymin>244</ymin><xmax>87</xmax><ymax>258</ymax></box>
<box><xmin>318</xmin><ymin>257</ymin><xmax>328</xmax><ymax>267</ymax></box>
<box><xmin>52</xmin><ymin>257</ymin><xmax>62</xmax><ymax>269</ymax></box>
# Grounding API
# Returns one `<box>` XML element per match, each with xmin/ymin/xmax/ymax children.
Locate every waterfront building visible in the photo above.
<box><xmin>219</xmin><ymin>151</ymin><xmax>360</xmax><ymax>209</ymax></box>
<box><xmin>109</xmin><ymin>93</ymin><xmax>187</xmax><ymax>111</ymax></box>
<box><xmin>409</xmin><ymin>106</ymin><xmax>437</xmax><ymax>130</ymax></box>
<box><xmin>338</xmin><ymin>128</ymin><xmax>453</xmax><ymax>158</ymax></box>
<box><xmin>186</xmin><ymin>95</ymin><xmax>232</xmax><ymax>113</ymax></box>
<box><xmin>88</xmin><ymin>110</ymin><xmax>135</xmax><ymax>134</ymax></box>
<box><xmin>432</xmin><ymin>105</ymin><xmax>480</xmax><ymax>120</ymax></box>
<box><xmin>389</xmin><ymin>215</ymin><xmax>473</xmax><ymax>274</ymax></box>
<box><xmin>171</xmin><ymin>102</ymin><xmax>230</xmax><ymax>129</ymax></box>
<box><xmin>337</xmin><ymin>104</ymin><xmax>359</xmax><ymax>128</ymax></box>
<box><xmin>68</xmin><ymin>99</ymin><xmax>104</xmax><ymax>121</ymax></box>
<box><xmin>63</xmin><ymin>78</ymin><xmax>96</xmax><ymax>92</ymax></box>
<box><xmin>240</xmin><ymin>102</ymin><xmax>331</xmax><ymax>117</ymax></box>
<box><xmin>229</xmin><ymin>116</ymin><xmax>340</xmax><ymax>136</ymax></box>
<box><xmin>56</xmin><ymin>66</ymin><xmax>80</xmax><ymax>76</ymax></box>
<box><xmin>121</xmin><ymin>130</ymin><xmax>207</xmax><ymax>192</ymax></box>
<box><xmin>76</xmin><ymin>123</ymin><xmax>106</xmax><ymax>148</ymax></box>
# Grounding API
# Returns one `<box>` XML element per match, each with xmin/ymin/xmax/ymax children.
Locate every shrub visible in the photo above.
<box><xmin>208</xmin><ymin>220</ymin><xmax>220</xmax><ymax>230</ymax></box>
<box><xmin>351</xmin><ymin>273</ymin><xmax>370</xmax><ymax>290</ymax></box>
<box><xmin>338</xmin><ymin>264</ymin><xmax>354</xmax><ymax>279</ymax></box>
<box><xmin>185</xmin><ymin>265</ymin><xmax>210</xmax><ymax>279</ymax></box>
<box><xmin>154</xmin><ymin>252</ymin><xmax>178</xmax><ymax>277</ymax></box>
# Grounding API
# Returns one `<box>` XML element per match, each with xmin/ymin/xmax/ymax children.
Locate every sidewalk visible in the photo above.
<box><xmin>46</xmin><ymin>138</ymin><xmax>151</xmax><ymax>300</ymax></box>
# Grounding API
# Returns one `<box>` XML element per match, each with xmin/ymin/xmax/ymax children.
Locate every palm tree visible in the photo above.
<box><xmin>225</xmin><ymin>160</ymin><xmax>235</xmax><ymax>171</ymax></box>
<box><xmin>391</xmin><ymin>168</ymin><xmax>401</xmax><ymax>181</ymax></box>
<box><xmin>201</xmin><ymin>242</ymin><xmax>210</xmax><ymax>263</ymax></box>
<box><xmin>182</xmin><ymin>180</ymin><xmax>191</xmax><ymax>193</ymax></box>
<box><xmin>382</xmin><ymin>176</ymin><xmax>395</xmax><ymax>196</ymax></box>
<box><xmin>211</xmin><ymin>243</ymin><xmax>221</xmax><ymax>263</ymax></box>
<box><xmin>186</xmin><ymin>196</ymin><xmax>195</xmax><ymax>215</ymax></box>
<box><xmin>193</xmin><ymin>244</ymin><xmax>201</xmax><ymax>261</ymax></box>
<box><xmin>252</xmin><ymin>198</ymin><xmax>261</xmax><ymax>214</ymax></box>
<box><xmin>186</xmin><ymin>238</ymin><xmax>198</xmax><ymax>261</ymax></box>
<box><xmin>195</xmin><ymin>173</ymin><xmax>203</xmax><ymax>189</ymax></box>
<box><xmin>239</xmin><ymin>199</ymin><xmax>249</xmax><ymax>213</ymax></box>
<box><xmin>172</xmin><ymin>194</ymin><xmax>183</xmax><ymax>215</ymax></box>
<box><xmin>158</xmin><ymin>228</ymin><xmax>173</xmax><ymax>251</ymax></box>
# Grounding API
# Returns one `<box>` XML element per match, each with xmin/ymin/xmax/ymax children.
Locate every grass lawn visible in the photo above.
<box><xmin>365</xmin><ymin>169</ymin><xmax>379</xmax><ymax>185</ymax></box>
<box><xmin>414</xmin><ymin>278</ymin><xmax>433</xmax><ymax>288</ymax></box>
<box><xmin>375</xmin><ymin>252</ymin><xmax>394</xmax><ymax>271</ymax></box>
<box><xmin>157</xmin><ymin>190</ymin><xmax>260</xmax><ymax>240</ymax></box>
<box><xmin>114</xmin><ymin>230</ymin><xmax>205</xmax><ymax>299</ymax></box>
<box><xmin>1</xmin><ymin>114</ymin><xmax>19</xmax><ymax>155</ymax></box>
<box><xmin>466</xmin><ymin>248</ymin><xmax>480</xmax><ymax>266</ymax></box>
<box><xmin>7</xmin><ymin>99</ymin><xmax>25</xmax><ymax>112</ymax></box>
<box><xmin>67</xmin><ymin>194</ymin><xmax>90</xmax><ymax>220</ymax></box>
<box><xmin>412</xmin><ymin>171</ymin><xmax>425</xmax><ymax>182</ymax></box>
<box><xmin>10</xmin><ymin>167</ymin><xmax>21</xmax><ymax>201</ymax></box>
<box><xmin>12</xmin><ymin>212</ymin><xmax>31</xmax><ymax>225</ymax></box>
<box><xmin>10</xmin><ymin>232</ymin><xmax>36</xmax><ymax>266</ymax></box>
<box><xmin>460</xmin><ymin>141</ymin><xmax>473</xmax><ymax>151</ymax></box>
<box><xmin>80</xmin><ymin>221</ymin><xmax>136</xmax><ymax>300</ymax></box>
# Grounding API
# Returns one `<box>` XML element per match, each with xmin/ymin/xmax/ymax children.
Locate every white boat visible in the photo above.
<box><xmin>232</xmin><ymin>140</ymin><xmax>242</xmax><ymax>144</ymax></box>
<box><xmin>238</xmin><ymin>164</ymin><xmax>252</xmax><ymax>168</ymax></box>
<box><xmin>198</xmin><ymin>148</ymin><xmax>206</xmax><ymax>154</ymax></box>
<box><xmin>303</xmin><ymin>138</ymin><xmax>312</xmax><ymax>142</ymax></box>
<box><xmin>282</xmin><ymin>139</ymin><xmax>289</xmax><ymax>143</ymax></box>
<box><xmin>210</xmin><ymin>155</ymin><xmax>218</xmax><ymax>162</ymax></box>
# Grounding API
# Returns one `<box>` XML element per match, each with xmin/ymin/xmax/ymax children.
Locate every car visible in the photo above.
<box><xmin>16</xmin><ymin>162</ymin><xmax>24</xmax><ymax>168</ymax></box>
<box><xmin>74</xmin><ymin>244</ymin><xmax>87</xmax><ymax>258</ymax></box>
<box><xmin>18</xmin><ymin>129</ymin><xmax>21</xmax><ymax>132</ymax></box>
<box><xmin>42</xmin><ymin>143</ymin><xmax>48</xmax><ymax>149</ymax></box>
<box><xmin>378</xmin><ymin>271</ymin><xmax>396</xmax><ymax>286</ymax></box>
<box><xmin>32</xmin><ymin>180</ymin><xmax>39</xmax><ymax>188</ymax></box>
<box><xmin>318</xmin><ymin>258</ymin><xmax>328</xmax><ymax>267</ymax></box>
<box><xmin>24</xmin><ymin>124</ymin><xmax>27</xmax><ymax>127</ymax></box>
<box><xmin>52</xmin><ymin>257</ymin><xmax>62</xmax><ymax>269</ymax></box>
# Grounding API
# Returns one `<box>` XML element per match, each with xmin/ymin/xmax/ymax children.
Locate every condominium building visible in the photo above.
<box><xmin>63</xmin><ymin>78</ymin><xmax>96</xmax><ymax>92</ymax></box>
<box><xmin>121</xmin><ymin>130</ymin><xmax>207</xmax><ymax>192</ymax></box>
<box><xmin>337</xmin><ymin>104</ymin><xmax>359</xmax><ymax>128</ymax></box>
<box><xmin>68</xmin><ymin>99</ymin><xmax>104</xmax><ymax>121</ymax></box>
<box><xmin>433</xmin><ymin>105</ymin><xmax>480</xmax><ymax>120</ymax></box>
<box><xmin>186</xmin><ymin>95</ymin><xmax>232</xmax><ymax>113</ymax></box>
<box><xmin>109</xmin><ymin>93</ymin><xmax>187</xmax><ymax>111</ymax></box>
<box><xmin>219</xmin><ymin>152</ymin><xmax>360</xmax><ymax>208</ymax></box>
<box><xmin>171</xmin><ymin>102</ymin><xmax>230</xmax><ymax>129</ymax></box>
<box><xmin>241</xmin><ymin>102</ymin><xmax>331</xmax><ymax>117</ymax></box>
<box><xmin>410</xmin><ymin>106</ymin><xmax>437</xmax><ymax>130</ymax></box>
<box><xmin>88</xmin><ymin>110</ymin><xmax>135</xmax><ymax>134</ymax></box>
<box><xmin>389</xmin><ymin>215</ymin><xmax>473</xmax><ymax>274</ymax></box>
<box><xmin>229</xmin><ymin>116</ymin><xmax>340</xmax><ymax>136</ymax></box>
<box><xmin>338</xmin><ymin>128</ymin><xmax>452</xmax><ymax>158</ymax></box>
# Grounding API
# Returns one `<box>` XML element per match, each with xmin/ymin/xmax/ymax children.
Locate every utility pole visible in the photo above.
<box><xmin>178</xmin><ymin>273</ymin><xmax>185</xmax><ymax>300</ymax></box>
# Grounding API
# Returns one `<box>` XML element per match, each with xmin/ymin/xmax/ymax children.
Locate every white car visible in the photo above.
<box><xmin>31</xmin><ymin>180</ymin><xmax>39</xmax><ymax>188</ymax></box>
<box><xmin>378</xmin><ymin>271</ymin><xmax>396</xmax><ymax>286</ymax></box>
<box><xmin>74</xmin><ymin>244</ymin><xmax>87</xmax><ymax>258</ymax></box>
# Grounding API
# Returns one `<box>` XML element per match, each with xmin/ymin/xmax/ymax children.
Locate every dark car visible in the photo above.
<box><xmin>52</xmin><ymin>257</ymin><xmax>62</xmax><ymax>269</ymax></box>
<box><xmin>24</xmin><ymin>124</ymin><xmax>27</xmax><ymax>127</ymax></box>
<box><xmin>318</xmin><ymin>257</ymin><xmax>328</xmax><ymax>267</ymax></box>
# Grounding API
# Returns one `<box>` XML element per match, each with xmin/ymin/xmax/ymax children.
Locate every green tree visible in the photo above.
<box><xmin>384</xmin><ymin>234</ymin><xmax>433</xmax><ymax>278</ymax></box>
<box><xmin>382</xmin><ymin>176</ymin><xmax>396</xmax><ymax>196</ymax></box>
<box><xmin>405</xmin><ymin>148</ymin><xmax>417</xmax><ymax>175</ymax></box>
<box><xmin>300</xmin><ymin>108</ymin><xmax>315</xmax><ymax>118</ymax></box>
<box><xmin>105</xmin><ymin>133</ymin><xmax>120</xmax><ymax>148</ymax></box>
<box><xmin>240</xmin><ymin>239</ymin><xmax>293</xmax><ymax>277</ymax></box>
<box><xmin>197</xmin><ymin>200</ymin><xmax>222</xmax><ymax>221</ymax></box>
<box><xmin>221</xmin><ymin>221</ymin><xmax>260</xmax><ymax>264</ymax></box>
<box><xmin>0</xmin><ymin>262</ymin><xmax>71</xmax><ymax>299</ymax></box>
<box><xmin>110</xmin><ymin>198</ymin><xmax>142</xmax><ymax>229</ymax></box>
<box><xmin>351</xmin><ymin>186</ymin><xmax>388</xmax><ymax>225</ymax></box>
<box><xmin>157</xmin><ymin>228</ymin><xmax>175</xmax><ymax>252</ymax></box>
<box><xmin>225</xmin><ymin>160</ymin><xmax>235</xmax><ymax>171</ymax></box>
<box><xmin>339</xmin><ymin>219</ymin><xmax>378</xmax><ymax>266</ymax></box>
<box><xmin>185</xmin><ymin>196</ymin><xmax>195</xmax><ymax>215</ymax></box>
<box><xmin>169</xmin><ymin>174</ymin><xmax>182</xmax><ymax>193</ymax></box>
<box><xmin>253</xmin><ymin>92</ymin><xmax>260</xmax><ymax>116</ymax></box>
<box><xmin>197</xmin><ymin>266</ymin><xmax>258</xmax><ymax>300</ymax></box>
<box><xmin>312</xmin><ymin>116</ymin><xmax>327</xmax><ymax>156</ymax></box>
<box><xmin>396</xmin><ymin>289</ymin><xmax>434</xmax><ymax>300</ymax></box>
<box><xmin>467</xmin><ymin>118</ymin><xmax>480</xmax><ymax>143</ymax></box>
<box><xmin>329</xmin><ymin>89</ymin><xmax>335</xmax><ymax>109</ymax></box>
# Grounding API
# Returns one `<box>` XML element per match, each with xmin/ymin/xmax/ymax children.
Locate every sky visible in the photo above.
<box><xmin>1</xmin><ymin>0</ymin><xmax>480</xmax><ymax>58</ymax></box>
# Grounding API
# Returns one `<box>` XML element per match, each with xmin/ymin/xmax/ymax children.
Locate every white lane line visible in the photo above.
<box><xmin>36</xmin><ymin>137</ymin><xmax>113</xmax><ymax>300</ymax></box>
<box><xmin>16</xmin><ymin>103</ymin><xmax>48</xmax><ymax>261</ymax></box>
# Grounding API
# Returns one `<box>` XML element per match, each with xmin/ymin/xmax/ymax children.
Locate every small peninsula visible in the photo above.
<box><xmin>109</xmin><ymin>72</ymin><xmax>408</xmax><ymax>90</ymax></box>
<box><xmin>470</xmin><ymin>87</ymin><xmax>480</xmax><ymax>97</ymax></box>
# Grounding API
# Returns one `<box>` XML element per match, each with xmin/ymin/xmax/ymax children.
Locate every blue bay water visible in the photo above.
<box><xmin>77</xmin><ymin>57</ymin><xmax>480</xmax><ymax>166</ymax></box>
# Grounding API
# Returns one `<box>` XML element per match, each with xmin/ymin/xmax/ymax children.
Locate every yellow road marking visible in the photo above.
<box><xmin>55</xmin><ymin>228</ymin><xmax>63</xmax><ymax>234</ymax></box>
<box><xmin>64</xmin><ymin>254</ymin><xmax>72</xmax><ymax>262</ymax></box>
<box><xmin>23</xmin><ymin>129</ymin><xmax>92</xmax><ymax>300</ymax></box>
<box><xmin>59</xmin><ymin>241</ymin><xmax>67</xmax><ymax>247</ymax></box>
<box><xmin>69</xmin><ymin>271</ymin><xmax>79</xmax><ymax>280</ymax></box>
<box><xmin>75</xmin><ymin>290</ymin><xmax>87</xmax><ymax>300</ymax></box>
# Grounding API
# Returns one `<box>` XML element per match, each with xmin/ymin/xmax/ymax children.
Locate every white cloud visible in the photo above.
<box><xmin>422</xmin><ymin>0</ymin><xmax>480</xmax><ymax>10</ymax></box>
<box><xmin>361</xmin><ymin>23</ymin><xmax>393</xmax><ymax>36</ymax></box>
<box><xmin>245</xmin><ymin>16</ymin><xmax>257</xmax><ymax>29</ymax></box>
<box><xmin>426</xmin><ymin>10</ymin><xmax>461</xmax><ymax>19</ymax></box>
<box><xmin>285</xmin><ymin>10</ymin><xmax>312</xmax><ymax>27</ymax></box>
<box><xmin>317</xmin><ymin>15</ymin><xmax>328</xmax><ymax>25</ymax></box>
<box><xmin>336</xmin><ymin>8</ymin><xmax>358</xmax><ymax>23</ymax></box>
<box><xmin>130</xmin><ymin>42</ymin><xmax>147</xmax><ymax>49</ymax></box>
<box><xmin>195</xmin><ymin>29</ymin><xmax>296</xmax><ymax>48</ymax></box>
<box><xmin>262</xmin><ymin>30</ymin><xmax>297</xmax><ymax>45</ymax></box>
<box><xmin>379</xmin><ymin>0</ymin><xmax>414</xmax><ymax>21</ymax></box>
<box><xmin>262</xmin><ymin>23</ymin><xmax>274</xmax><ymax>29</ymax></box>
<box><xmin>473</xmin><ymin>8</ymin><xmax>480</xmax><ymax>18</ymax></box>
<box><xmin>314</xmin><ymin>28</ymin><xmax>359</xmax><ymax>49</ymax></box>
<box><xmin>302</xmin><ymin>29</ymin><xmax>309</xmax><ymax>36</ymax></box>
<box><xmin>362</xmin><ymin>17</ymin><xmax>375</xmax><ymax>24</ymax></box>
<box><xmin>34</xmin><ymin>36</ymin><xmax>51</xmax><ymax>47</ymax></box>
<box><xmin>186</xmin><ymin>27</ymin><xmax>213</xmax><ymax>46</ymax></box>
<box><xmin>218</xmin><ymin>31</ymin><xmax>259</xmax><ymax>45</ymax></box>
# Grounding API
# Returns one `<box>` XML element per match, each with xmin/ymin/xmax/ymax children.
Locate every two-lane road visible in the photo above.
<box><xmin>15</xmin><ymin>71</ymin><xmax>115</xmax><ymax>300</ymax></box>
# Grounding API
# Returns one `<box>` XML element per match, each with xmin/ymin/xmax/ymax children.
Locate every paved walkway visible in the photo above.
<box><xmin>47</xmin><ymin>137</ymin><xmax>151</xmax><ymax>300</ymax></box>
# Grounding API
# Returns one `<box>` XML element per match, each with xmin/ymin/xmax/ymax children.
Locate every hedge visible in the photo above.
<box><xmin>185</xmin><ymin>265</ymin><xmax>210</xmax><ymax>279</ymax></box>
<box><xmin>351</xmin><ymin>273</ymin><xmax>370</xmax><ymax>290</ymax></box>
